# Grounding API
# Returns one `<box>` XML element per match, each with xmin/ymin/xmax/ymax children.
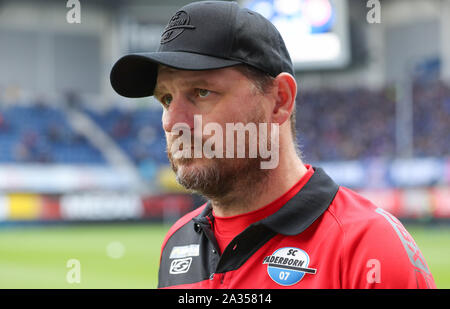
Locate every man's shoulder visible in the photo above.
<box><xmin>325</xmin><ymin>186</ymin><xmax>435</xmax><ymax>288</ymax></box>
<box><xmin>325</xmin><ymin>186</ymin><xmax>406</xmax><ymax>251</ymax></box>
<box><xmin>328</xmin><ymin>186</ymin><xmax>385</xmax><ymax>226</ymax></box>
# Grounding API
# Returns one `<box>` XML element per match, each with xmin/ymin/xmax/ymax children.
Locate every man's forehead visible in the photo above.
<box><xmin>156</xmin><ymin>68</ymin><xmax>214</xmax><ymax>90</ymax></box>
<box><xmin>157</xmin><ymin>64</ymin><xmax>235</xmax><ymax>77</ymax></box>
<box><xmin>155</xmin><ymin>65</ymin><xmax>244</xmax><ymax>91</ymax></box>
<box><xmin>157</xmin><ymin>65</ymin><xmax>180</xmax><ymax>75</ymax></box>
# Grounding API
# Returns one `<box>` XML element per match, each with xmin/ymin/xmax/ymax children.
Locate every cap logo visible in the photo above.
<box><xmin>161</xmin><ymin>10</ymin><xmax>195</xmax><ymax>44</ymax></box>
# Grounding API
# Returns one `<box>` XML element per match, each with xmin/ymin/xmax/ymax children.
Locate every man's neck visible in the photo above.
<box><xmin>211</xmin><ymin>154</ymin><xmax>307</xmax><ymax>217</ymax></box>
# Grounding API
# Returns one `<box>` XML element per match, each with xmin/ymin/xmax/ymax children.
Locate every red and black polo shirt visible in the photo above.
<box><xmin>158</xmin><ymin>166</ymin><xmax>436</xmax><ymax>289</ymax></box>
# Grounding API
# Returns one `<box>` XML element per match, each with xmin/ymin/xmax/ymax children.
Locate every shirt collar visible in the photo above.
<box><xmin>259</xmin><ymin>167</ymin><xmax>339</xmax><ymax>235</ymax></box>
<box><xmin>194</xmin><ymin>166</ymin><xmax>339</xmax><ymax>236</ymax></box>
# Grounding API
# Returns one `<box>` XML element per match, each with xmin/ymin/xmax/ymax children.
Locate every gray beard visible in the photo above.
<box><xmin>168</xmin><ymin>154</ymin><xmax>270</xmax><ymax>207</ymax></box>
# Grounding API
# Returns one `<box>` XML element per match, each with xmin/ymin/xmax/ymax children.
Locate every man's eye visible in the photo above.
<box><xmin>161</xmin><ymin>94</ymin><xmax>173</xmax><ymax>106</ymax></box>
<box><xmin>197</xmin><ymin>89</ymin><xmax>211</xmax><ymax>98</ymax></box>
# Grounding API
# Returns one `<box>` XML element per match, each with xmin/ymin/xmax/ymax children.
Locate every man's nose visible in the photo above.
<box><xmin>162</xmin><ymin>96</ymin><xmax>195</xmax><ymax>133</ymax></box>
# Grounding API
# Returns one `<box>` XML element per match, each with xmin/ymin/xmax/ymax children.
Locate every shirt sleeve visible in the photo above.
<box><xmin>341</xmin><ymin>207</ymin><xmax>436</xmax><ymax>289</ymax></box>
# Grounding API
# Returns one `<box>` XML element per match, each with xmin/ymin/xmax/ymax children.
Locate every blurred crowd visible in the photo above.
<box><xmin>412</xmin><ymin>79</ymin><xmax>450</xmax><ymax>157</ymax></box>
<box><xmin>0</xmin><ymin>103</ymin><xmax>104</xmax><ymax>164</ymax></box>
<box><xmin>296</xmin><ymin>86</ymin><xmax>396</xmax><ymax>162</ymax></box>
<box><xmin>0</xmin><ymin>78</ymin><xmax>448</xmax><ymax>168</ymax></box>
<box><xmin>297</xmin><ymin>79</ymin><xmax>450</xmax><ymax>162</ymax></box>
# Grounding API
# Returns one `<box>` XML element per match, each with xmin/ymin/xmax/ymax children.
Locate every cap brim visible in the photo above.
<box><xmin>110</xmin><ymin>52</ymin><xmax>241</xmax><ymax>98</ymax></box>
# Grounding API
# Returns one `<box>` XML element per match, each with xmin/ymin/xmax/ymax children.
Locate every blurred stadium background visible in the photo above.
<box><xmin>0</xmin><ymin>0</ymin><xmax>449</xmax><ymax>289</ymax></box>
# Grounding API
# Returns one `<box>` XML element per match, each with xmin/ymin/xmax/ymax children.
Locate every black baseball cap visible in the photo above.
<box><xmin>110</xmin><ymin>1</ymin><xmax>294</xmax><ymax>98</ymax></box>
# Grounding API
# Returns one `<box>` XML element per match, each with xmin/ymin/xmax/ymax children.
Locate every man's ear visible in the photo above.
<box><xmin>271</xmin><ymin>73</ymin><xmax>297</xmax><ymax>125</ymax></box>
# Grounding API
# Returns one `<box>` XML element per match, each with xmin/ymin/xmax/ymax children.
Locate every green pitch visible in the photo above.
<box><xmin>0</xmin><ymin>223</ymin><xmax>170</xmax><ymax>289</ymax></box>
<box><xmin>0</xmin><ymin>223</ymin><xmax>449</xmax><ymax>288</ymax></box>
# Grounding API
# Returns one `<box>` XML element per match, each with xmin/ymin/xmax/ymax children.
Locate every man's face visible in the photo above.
<box><xmin>154</xmin><ymin>66</ymin><xmax>273</xmax><ymax>199</ymax></box>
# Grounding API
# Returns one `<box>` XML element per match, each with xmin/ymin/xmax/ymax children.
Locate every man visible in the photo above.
<box><xmin>110</xmin><ymin>1</ymin><xmax>435</xmax><ymax>288</ymax></box>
